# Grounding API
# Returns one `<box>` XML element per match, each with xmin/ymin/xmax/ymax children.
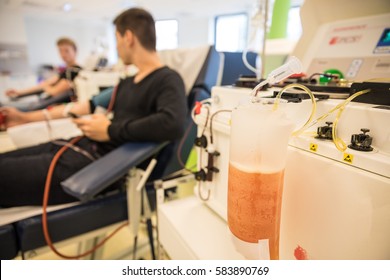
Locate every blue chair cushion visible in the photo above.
<box><xmin>0</xmin><ymin>224</ymin><xmax>19</xmax><ymax>259</ymax></box>
<box><xmin>16</xmin><ymin>192</ymin><xmax>127</xmax><ymax>252</ymax></box>
<box><xmin>62</xmin><ymin>142</ymin><xmax>168</xmax><ymax>201</ymax></box>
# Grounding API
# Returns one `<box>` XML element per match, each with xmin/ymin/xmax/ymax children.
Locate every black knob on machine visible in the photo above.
<box><xmin>194</xmin><ymin>135</ymin><xmax>207</xmax><ymax>148</ymax></box>
<box><xmin>348</xmin><ymin>128</ymin><xmax>374</xmax><ymax>152</ymax></box>
<box><xmin>316</xmin><ymin>122</ymin><xmax>333</xmax><ymax>140</ymax></box>
<box><xmin>194</xmin><ymin>169</ymin><xmax>207</xmax><ymax>181</ymax></box>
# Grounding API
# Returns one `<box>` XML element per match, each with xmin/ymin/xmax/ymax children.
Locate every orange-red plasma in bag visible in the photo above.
<box><xmin>228</xmin><ymin>163</ymin><xmax>285</xmax><ymax>260</ymax></box>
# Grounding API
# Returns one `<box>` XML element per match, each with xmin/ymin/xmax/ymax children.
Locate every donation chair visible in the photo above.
<box><xmin>0</xmin><ymin>225</ymin><xmax>19</xmax><ymax>260</ymax></box>
<box><xmin>2</xmin><ymin>46</ymin><xmax>221</xmax><ymax>260</ymax></box>
<box><xmin>4</xmin><ymin>89</ymin><xmax>76</xmax><ymax>112</ymax></box>
<box><xmin>220</xmin><ymin>51</ymin><xmax>258</xmax><ymax>86</ymax></box>
<box><xmin>5</xmin><ymin>67</ymin><xmax>82</xmax><ymax>112</ymax></box>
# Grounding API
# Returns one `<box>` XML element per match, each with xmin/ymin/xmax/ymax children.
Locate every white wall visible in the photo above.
<box><xmin>23</xmin><ymin>16</ymin><xmax>215</xmax><ymax>72</ymax></box>
<box><xmin>0</xmin><ymin>7</ymin><xmax>27</xmax><ymax>44</ymax></box>
<box><xmin>2</xmin><ymin>10</ymin><xmax>213</xmax><ymax>73</ymax></box>
<box><xmin>0</xmin><ymin>5</ymin><xmax>30</xmax><ymax>75</ymax></box>
<box><xmin>178</xmin><ymin>16</ymin><xmax>212</xmax><ymax>48</ymax></box>
<box><xmin>23</xmin><ymin>16</ymin><xmax>112</xmax><ymax>72</ymax></box>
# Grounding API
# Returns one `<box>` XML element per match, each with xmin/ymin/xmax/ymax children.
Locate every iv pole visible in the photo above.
<box><xmin>260</xmin><ymin>0</ymin><xmax>269</xmax><ymax>80</ymax></box>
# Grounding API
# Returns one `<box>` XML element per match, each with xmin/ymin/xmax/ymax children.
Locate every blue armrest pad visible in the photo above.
<box><xmin>61</xmin><ymin>142</ymin><xmax>168</xmax><ymax>201</ymax></box>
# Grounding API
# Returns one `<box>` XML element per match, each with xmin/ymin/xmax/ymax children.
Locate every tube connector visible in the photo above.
<box><xmin>252</xmin><ymin>56</ymin><xmax>303</xmax><ymax>97</ymax></box>
<box><xmin>267</xmin><ymin>56</ymin><xmax>302</xmax><ymax>85</ymax></box>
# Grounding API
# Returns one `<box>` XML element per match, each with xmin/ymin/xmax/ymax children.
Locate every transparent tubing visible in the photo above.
<box><xmin>242</xmin><ymin>49</ymin><xmax>259</xmax><ymax>74</ymax></box>
<box><xmin>273</xmin><ymin>85</ymin><xmax>371</xmax><ymax>151</ymax></box>
<box><xmin>241</xmin><ymin>1</ymin><xmax>267</xmax><ymax>77</ymax></box>
<box><xmin>242</xmin><ymin>17</ymin><xmax>259</xmax><ymax>74</ymax></box>
<box><xmin>301</xmin><ymin>89</ymin><xmax>371</xmax><ymax>152</ymax></box>
<box><xmin>330</xmin><ymin>89</ymin><xmax>370</xmax><ymax>152</ymax></box>
<box><xmin>272</xmin><ymin>83</ymin><xmax>317</xmax><ymax>137</ymax></box>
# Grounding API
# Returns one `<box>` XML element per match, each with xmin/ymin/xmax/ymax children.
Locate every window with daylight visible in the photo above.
<box><xmin>287</xmin><ymin>5</ymin><xmax>302</xmax><ymax>40</ymax></box>
<box><xmin>156</xmin><ymin>19</ymin><xmax>178</xmax><ymax>50</ymax></box>
<box><xmin>214</xmin><ymin>13</ymin><xmax>248</xmax><ymax>52</ymax></box>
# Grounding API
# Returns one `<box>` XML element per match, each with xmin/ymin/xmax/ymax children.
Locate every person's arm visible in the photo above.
<box><xmin>42</xmin><ymin>66</ymin><xmax>82</xmax><ymax>96</ymax></box>
<box><xmin>5</xmin><ymin>75</ymin><xmax>60</xmax><ymax>98</ymax></box>
<box><xmin>0</xmin><ymin>100</ymin><xmax>90</xmax><ymax>128</ymax></box>
<box><xmin>69</xmin><ymin>86</ymin><xmax>115</xmax><ymax>141</ymax></box>
<box><xmin>41</xmin><ymin>78</ymin><xmax>72</xmax><ymax>96</ymax></box>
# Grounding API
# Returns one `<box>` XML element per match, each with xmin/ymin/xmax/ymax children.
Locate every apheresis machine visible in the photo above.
<box><xmin>158</xmin><ymin>13</ymin><xmax>390</xmax><ymax>260</ymax></box>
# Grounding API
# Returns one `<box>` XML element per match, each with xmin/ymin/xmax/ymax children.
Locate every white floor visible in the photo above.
<box><xmin>20</xmin><ymin>186</ymin><xmax>194</xmax><ymax>260</ymax></box>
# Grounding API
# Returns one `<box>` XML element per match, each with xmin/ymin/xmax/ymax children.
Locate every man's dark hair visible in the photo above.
<box><xmin>113</xmin><ymin>7</ymin><xmax>156</xmax><ymax>51</ymax></box>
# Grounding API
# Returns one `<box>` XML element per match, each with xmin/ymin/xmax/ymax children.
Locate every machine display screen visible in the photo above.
<box><xmin>374</xmin><ymin>28</ymin><xmax>390</xmax><ymax>53</ymax></box>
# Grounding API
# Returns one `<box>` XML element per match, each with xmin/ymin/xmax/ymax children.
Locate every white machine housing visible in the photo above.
<box><xmin>74</xmin><ymin>70</ymin><xmax>123</xmax><ymax>101</ymax></box>
<box><xmin>158</xmin><ymin>13</ymin><xmax>390</xmax><ymax>259</ymax></box>
<box><xmin>193</xmin><ymin>13</ymin><xmax>390</xmax><ymax>259</ymax></box>
<box><xmin>302</xmin><ymin>13</ymin><xmax>390</xmax><ymax>81</ymax></box>
<box><xmin>195</xmin><ymin>86</ymin><xmax>390</xmax><ymax>259</ymax></box>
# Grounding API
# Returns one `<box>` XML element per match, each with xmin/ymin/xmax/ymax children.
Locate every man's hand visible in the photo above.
<box><xmin>72</xmin><ymin>114</ymin><xmax>111</xmax><ymax>142</ymax></box>
<box><xmin>0</xmin><ymin>107</ymin><xmax>27</xmax><ymax>128</ymax></box>
<box><xmin>5</xmin><ymin>89</ymin><xmax>19</xmax><ymax>98</ymax></box>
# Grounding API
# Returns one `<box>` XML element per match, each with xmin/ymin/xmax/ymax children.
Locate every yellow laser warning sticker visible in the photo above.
<box><xmin>343</xmin><ymin>153</ymin><xmax>354</xmax><ymax>164</ymax></box>
<box><xmin>309</xmin><ymin>143</ymin><xmax>318</xmax><ymax>152</ymax></box>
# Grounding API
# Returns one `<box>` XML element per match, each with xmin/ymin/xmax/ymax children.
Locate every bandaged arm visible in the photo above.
<box><xmin>2</xmin><ymin>101</ymin><xmax>90</xmax><ymax>128</ymax></box>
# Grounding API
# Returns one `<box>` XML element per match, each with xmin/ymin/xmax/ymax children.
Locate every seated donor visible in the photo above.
<box><xmin>5</xmin><ymin>37</ymin><xmax>82</xmax><ymax>99</ymax></box>
<box><xmin>0</xmin><ymin>8</ymin><xmax>187</xmax><ymax>207</ymax></box>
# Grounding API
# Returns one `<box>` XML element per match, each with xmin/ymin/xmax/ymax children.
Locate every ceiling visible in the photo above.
<box><xmin>1</xmin><ymin>0</ymin><xmax>304</xmax><ymax>22</ymax></box>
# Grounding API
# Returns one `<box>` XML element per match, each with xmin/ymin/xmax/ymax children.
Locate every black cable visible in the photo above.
<box><xmin>201</xmin><ymin>106</ymin><xmax>210</xmax><ymax>135</ymax></box>
<box><xmin>209</xmin><ymin>110</ymin><xmax>232</xmax><ymax>144</ymax></box>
